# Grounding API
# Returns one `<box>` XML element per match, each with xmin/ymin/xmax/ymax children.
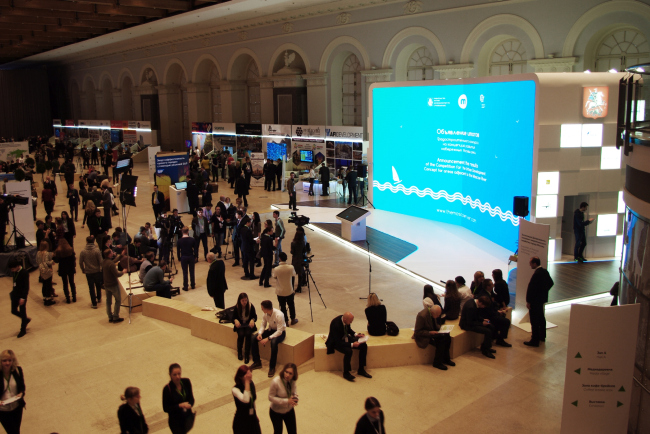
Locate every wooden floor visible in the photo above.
<box><xmin>546</xmin><ymin>260</ymin><xmax>619</xmax><ymax>302</ymax></box>
<box><xmin>311</xmin><ymin>222</ymin><xmax>418</xmax><ymax>263</ymax></box>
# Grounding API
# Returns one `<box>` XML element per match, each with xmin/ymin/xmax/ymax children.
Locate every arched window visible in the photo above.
<box><xmin>210</xmin><ymin>66</ymin><xmax>222</xmax><ymax>122</ymax></box>
<box><xmin>342</xmin><ymin>53</ymin><xmax>361</xmax><ymax>126</ymax></box>
<box><xmin>407</xmin><ymin>47</ymin><xmax>435</xmax><ymax>81</ymax></box>
<box><xmin>595</xmin><ymin>29</ymin><xmax>650</xmax><ymax>72</ymax></box>
<box><xmin>489</xmin><ymin>39</ymin><xmax>527</xmax><ymax>76</ymax></box>
<box><xmin>246</xmin><ymin>60</ymin><xmax>261</xmax><ymax>123</ymax></box>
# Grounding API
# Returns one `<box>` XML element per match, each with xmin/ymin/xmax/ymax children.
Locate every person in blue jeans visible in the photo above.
<box><xmin>249</xmin><ymin>300</ymin><xmax>286</xmax><ymax>378</ymax></box>
<box><xmin>176</xmin><ymin>226</ymin><xmax>197</xmax><ymax>291</ymax></box>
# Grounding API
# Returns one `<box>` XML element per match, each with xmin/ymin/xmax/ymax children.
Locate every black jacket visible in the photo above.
<box><xmin>206</xmin><ymin>259</ymin><xmax>227</xmax><ymax>298</ymax></box>
<box><xmin>354</xmin><ymin>411</ymin><xmax>385</xmax><ymax>434</ymax></box>
<box><xmin>118</xmin><ymin>403</ymin><xmax>148</xmax><ymax>434</ymax></box>
<box><xmin>162</xmin><ymin>378</ymin><xmax>195</xmax><ymax>428</ymax></box>
<box><xmin>88</xmin><ymin>215</ymin><xmax>109</xmax><ymax>236</ymax></box>
<box><xmin>526</xmin><ymin>267</ymin><xmax>554</xmax><ymax>305</ymax></box>
<box><xmin>319</xmin><ymin>165</ymin><xmax>330</xmax><ymax>182</ymax></box>
<box><xmin>494</xmin><ymin>280</ymin><xmax>510</xmax><ymax>307</ymax></box>
<box><xmin>325</xmin><ymin>315</ymin><xmax>357</xmax><ymax>354</ymax></box>
<box><xmin>186</xmin><ymin>183</ymin><xmax>200</xmax><ymax>205</ymax></box>
<box><xmin>235</xmin><ymin>176</ymin><xmax>249</xmax><ymax>195</ymax></box>
<box><xmin>573</xmin><ymin>208</ymin><xmax>593</xmax><ymax>234</ymax></box>
<box><xmin>365</xmin><ymin>305</ymin><xmax>387</xmax><ymax>336</ymax></box>
<box><xmin>55</xmin><ymin>253</ymin><xmax>76</xmax><ymax>276</ymax></box>
<box><xmin>459</xmin><ymin>299</ymin><xmax>483</xmax><ymax>330</ymax></box>
<box><xmin>233</xmin><ymin>304</ymin><xmax>258</xmax><ymax>331</ymax></box>
<box><xmin>259</xmin><ymin>233</ymin><xmax>275</xmax><ymax>258</ymax></box>
<box><xmin>10</xmin><ymin>267</ymin><xmax>29</xmax><ymax>300</ymax></box>
<box><xmin>151</xmin><ymin>191</ymin><xmax>164</xmax><ymax>208</ymax></box>
<box><xmin>240</xmin><ymin>225</ymin><xmax>255</xmax><ymax>254</ymax></box>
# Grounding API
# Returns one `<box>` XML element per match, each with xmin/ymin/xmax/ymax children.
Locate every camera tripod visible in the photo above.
<box><xmin>6</xmin><ymin>204</ymin><xmax>33</xmax><ymax>250</ymax></box>
<box><xmin>222</xmin><ymin>226</ymin><xmax>235</xmax><ymax>261</ymax></box>
<box><xmin>302</xmin><ymin>259</ymin><xmax>326</xmax><ymax>322</ymax></box>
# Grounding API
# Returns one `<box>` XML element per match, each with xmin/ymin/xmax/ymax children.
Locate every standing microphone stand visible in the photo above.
<box><xmin>117</xmin><ymin>184</ymin><xmax>143</xmax><ymax>324</ymax></box>
<box><xmin>359</xmin><ymin>240</ymin><xmax>380</xmax><ymax>301</ymax></box>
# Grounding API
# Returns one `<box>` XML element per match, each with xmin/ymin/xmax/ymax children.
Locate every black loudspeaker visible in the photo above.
<box><xmin>513</xmin><ymin>196</ymin><xmax>529</xmax><ymax>217</ymax></box>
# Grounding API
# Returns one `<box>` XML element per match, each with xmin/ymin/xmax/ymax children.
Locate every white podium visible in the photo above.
<box><xmin>336</xmin><ymin>206</ymin><xmax>371</xmax><ymax>242</ymax></box>
<box><xmin>169</xmin><ymin>186</ymin><xmax>190</xmax><ymax>214</ymax></box>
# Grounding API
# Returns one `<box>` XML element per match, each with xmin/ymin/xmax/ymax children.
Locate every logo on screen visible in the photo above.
<box><xmin>458</xmin><ymin>95</ymin><xmax>467</xmax><ymax>109</ymax></box>
<box><xmin>428</xmin><ymin>98</ymin><xmax>433</xmax><ymax>107</ymax></box>
<box><xmin>480</xmin><ymin>94</ymin><xmax>485</xmax><ymax>103</ymax></box>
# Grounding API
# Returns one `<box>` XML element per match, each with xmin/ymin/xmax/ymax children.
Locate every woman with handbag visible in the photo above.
<box><xmin>233</xmin><ymin>293</ymin><xmax>257</xmax><ymax>363</ymax></box>
<box><xmin>365</xmin><ymin>293</ymin><xmax>387</xmax><ymax>336</ymax></box>
<box><xmin>232</xmin><ymin>365</ymin><xmax>261</xmax><ymax>434</ymax></box>
<box><xmin>162</xmin><ymin>364</ymin><xmax>195</xmax><ymax>434</ymax></box>
<box><xmin>36</xmin><ymin>240</ymin><xmax>56</xmax><ymax>306</ymax></box>
<box><xmin>0</xmin><ymin>349</ymin><xmax>26</xmax><ymax>434</ymax></box>
<box><xmin>54</xmin><ymin>239</ymin><xmax>77</xmax><ymax>304</ymax></box>
<box><xmin>118</xmin><ymin>387</ymin><xmax>148</xmax><ymax>434</ymax></box>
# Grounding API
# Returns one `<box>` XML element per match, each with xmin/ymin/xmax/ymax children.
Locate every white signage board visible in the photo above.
<box><xmin>0</xmin><ymin>141</ymin><xmax>29</xmax><ymax>162</ymax></box>
<box><xmin>291</xmin><ymin>125</ymin><xmax>325</xmax><ymax>139</ymax></box>
<box><xmin>514</xmin><ymin>218</ymin><xmax>550</xmax><ymax>325</ymax></box>
<box><xmin>148</xmin><ymin>146</ymin><xmax>161</xmax><ymax>183</ymax></box>
<box><xmin>250</xmin><ymin>152</ymin><xmax>265</xmax><ymax>188</ymax></box>
<box><xmin>325</xmin><ymin>125</ymin><xmax>364</xmax><ymax>141</ymax></box>
<box><xmin>560</xmin><ymin>304</ymin><xmax>640</xmax><ymax>434</ymax></box>
<box><xmin>5</xmin><ymin>181</ymin><xmax>36</xmax><ymax>245</ymax></box>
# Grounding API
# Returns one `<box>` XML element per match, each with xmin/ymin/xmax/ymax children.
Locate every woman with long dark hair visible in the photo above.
<box><xmin>162</xmin><ymin>363</ymin><xmax>195</xmax><ymax>434</ymax></box>
<box><xmin>60</xmin><ymin>210</ymin><xmax>76</xmax><ymax>249</ymax></box>
<box><xmin>232</xmin><ymin>365</ymin><xmax>261</xmax><ymax>434</ymax></box>
<box><xmin>54</xmin><ymin>239</ymin><xmax>76</xmax><ymax>303</ymax></box>
<box><xmin>0</xmin><ymin>349</ymin><xmax>26</xmax><ymax>434</ymax></box>
<box><xmin>117</xmin><ymin>387</ymin><xmax>148</xmax><ymax>434</ymax></box>
<box><xmin>233</xmin><ymin>293</ymin><xmax>258</xmax><ymax>363</ymax></box>
<box><xmin>443</xmin><ymin>280</ymin><xmax>461</xmax><ymax>320</ymax></box>
<box><xmin>354</xmin><ymin>397</ymin><xmax>385</xmax><ymax>434</ymax></box>
<box><xmin>36</xmin><ymin>240</ymin><xmax>56</xmax><ymax>306</ymax></box>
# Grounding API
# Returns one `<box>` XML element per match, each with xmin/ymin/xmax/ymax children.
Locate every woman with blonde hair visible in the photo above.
<box><xmin>81</xmin><ymin>199</ymin><xmax>96</xmax><ymax>229</ymax></box>
<box><xmin>36</xmin><ymin>240</ymin><xmax>56</xmax><ymax>306</ymax></box>
<box><xmin>117</xmin><ymin>387</ymin><xmax>148</xmax><ymax>434</ymax></box>
<box><xmin>54</xmin><ymin>239</ymin><xmax>76</xmax><ymax>304</ymax></box>
<box><xmin>0</xmin><ymin>349</ymin><xmax>26</xmax><ymax>434</ymax></box>
<box><xmin>365</xmin><ymin>293</ymin><xmax>387</xmax><ymax>336</ymax></box>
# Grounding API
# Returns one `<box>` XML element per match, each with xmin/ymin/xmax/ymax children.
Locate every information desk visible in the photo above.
<box><xmin>301</xmin><ymin>180</ymin><xmax>338</xmax><ymax>195</ymax></box>
<box><xmin>169</xmin><ymin>185</ymin><xmax>189</xmax><ymax>214</ymax></box>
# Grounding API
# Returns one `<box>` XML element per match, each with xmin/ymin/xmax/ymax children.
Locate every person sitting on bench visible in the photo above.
<box><xmin>143</xmin><ymin>260</ymin><xmax>173</xmax><ymax>299</ymax></box>
<box><xmin>413</xmin><ymin>298</ymin><xmax>454</xmax><ymax>371</ymax></box>
<box><xmin>250</xmin><ymin>300</ymin><xmax>286</xmax><ymax>378</ymax></box>
<box><xmin>459</xmin><ymin>295</ymin><xmax>496</xmax><ymax>359</ymax></box>
<box><xmin>138</xmin><ymin>252</ymin><xmax>155</xmax><ymax>283</ymax></box>
<box><xmin>325</xmin><ymin>312</ymin><xmax>372</xmax><ymax>382</ymax></box>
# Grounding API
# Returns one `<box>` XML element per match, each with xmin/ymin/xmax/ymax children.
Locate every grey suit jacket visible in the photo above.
<box><xmin>412</xmin><ymin>307</ymin><xmax>441</xmax><ymax>349</ymax></box>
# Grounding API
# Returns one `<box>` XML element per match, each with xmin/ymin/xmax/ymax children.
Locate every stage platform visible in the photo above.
<box><xmin>284</xmin><ymin>204</ymin><xmax>619</xmax><ymax>303</ymax></box>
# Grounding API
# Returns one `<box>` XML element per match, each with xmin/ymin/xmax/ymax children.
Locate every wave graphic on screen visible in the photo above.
<box><xmin>373</xmin><ymin>180</ymin><xmax>519</xmax><ymax>226</ymax></box>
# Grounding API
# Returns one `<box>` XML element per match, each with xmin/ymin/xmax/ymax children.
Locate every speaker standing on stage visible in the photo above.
<box><xmin>268</xmin><ymin>363</ymin><xmax>299</xmax><ymax>434</ymax></box>
<box><xmin>0</xmin><ymin>349</ymin><xmax>26</xmax><ymax>434</ymax></box>
<box><xmin>206</xmin><ymin>252</ymin><xmax>228</xmax><ymax>308</ymax></box>
<box><xmin>573</xmin><ymin>202</ymin><xmax>594</xmax><ymax>262</ymax></box>
<box><xmin>524</xmin><ymin>256</ymin><xmax>554</xmax><ymax>347</ymax></box>
<box><xmin>325</xmin><ymin>312</ymin><xmax>372</xmax><ymax>382</ymax></box>
<box><xmin>152</xmin><ymin>185</ymin><xmax>164</xmax><ymax>220</ymax></box>
<box><xmin>162</xmin><ymin>363</ymin><xmax>195</xmax><ymax>434</ymax></box>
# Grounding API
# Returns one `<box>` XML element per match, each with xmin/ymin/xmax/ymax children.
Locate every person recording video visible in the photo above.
<box><xmin>156</xmin><ymin>212</ymin><xmax>172</xmax><ymax>263</ymax></box>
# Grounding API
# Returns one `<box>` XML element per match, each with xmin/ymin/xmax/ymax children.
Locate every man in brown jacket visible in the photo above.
<box><xmin>102</xmin><ymin>249</ymin><xmax>124</xmax><ymax>323</ymax></box>
<box><xmin>413</xmin><ymin>298</ymin><xmax>454</xmax><ymax>371</ymax></box>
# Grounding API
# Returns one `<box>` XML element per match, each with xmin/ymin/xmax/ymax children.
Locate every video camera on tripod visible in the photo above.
<box><xmin>0</xmin><ymin>194</ymin><xmax>29</xmax><ymax>206</ymax></box>
<box><xmin>288</xmin><ymin>212</ymin><xmax>310</xmax><ymax>227</ymax></box>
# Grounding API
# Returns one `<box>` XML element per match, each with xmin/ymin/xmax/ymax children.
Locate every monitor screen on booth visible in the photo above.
<box><xmin>115</xmin><ymin>159</ymin><xmax>130</xmax><ymax>170</ymax></box>
<box><xmin>371</xmin><ymin>77</ymin><xmax>537</xmax><ymax>251</ymax></box>
<box><xmin>337</xmin><ymin>206</ymin><xmax>370</xmax><ymax>222</ymax></box>
<box><xmin>175</xmin><ymin>182</ymin><xmax>187</xmax><ymax>190</ymax></box>
<box><xmin>300</xmin><ymin>150</ymin><xmax>313</xmax><ymax>162</ymax></box>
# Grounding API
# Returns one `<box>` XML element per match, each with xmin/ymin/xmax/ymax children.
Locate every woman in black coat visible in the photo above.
<box><xmin>0</xmin><ymin>349</ymin><xmax>26</xmax><ymax>434</ymax></box>
<box><xmin>162</xmin><ymin>364</ymin><xmax>195</xmax><ymax>434</ymax></box>
<box><xmin>364</xmin><ymin>293</ymin><xmax>387</xmax><ymax>336</ymax></box>
<box><xmin>233</xmin><ymin>293</ymin><xmax>258</xmax><ymax>363</ymax></box>
<box><xmin>354</xmin><ymin>397</ymin><xmax>386</xmax><ymax>434</ymax></box>
<box><xmin>117</xmin><ymin>387</ymin><xmax>148</xmax><ymax>434</ymax></box>
<box><xmin>258</xmin><ymin>223</ymin><xmax>275</xmax><ymax>287</ymax></box>
<box><xmin>54</xmin><ymin>239</ymin><xmax>76</xmax><ymax>303</ymax></box>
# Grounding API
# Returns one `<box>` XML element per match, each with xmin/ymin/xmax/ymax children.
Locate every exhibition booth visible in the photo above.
<box><xmin>52</xmin><ymin>119</ymin><xmax>157</xmax><ymax>151</ymax></box>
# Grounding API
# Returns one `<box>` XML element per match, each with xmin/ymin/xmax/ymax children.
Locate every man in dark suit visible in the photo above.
<box><xmin>473</xmin><ymin>280</ymin><xmax>512</xmax><ymax>348</ymax></box>
<box><xmin>152</xmin><ymin>185</ymin><xmax>165</xmax><ymax>220</ymax></box>
<box><xmin>460</xmin><ymin>296</ymin><xmax>496</xmax><ymax>358</ymax></box>
<box><xmin>319</xmin><ymin>164</ymin><xmax>330</xmax><ymax>196</ymax></box>
<box><xmin>413</xmin><ymin>299</ymin><xmax>454</xmax><ymax>370</ymax></box>
<box><xmin>88</xmin><ymin>208</ymin><xmax>109</xmax><ymax>249</ymax></box>
<box><xmin>231</xmin><ymin>210</ymin><xmax>247</xmax><ymax>267</ymax></box>
<box><xmin>9</xmin><ymin>259</ymin><xmax>31</xmax><ymax>338</ymax></box>
<box><xmin>525</xmin><ymin>256</ymin><xmax>554</xmax><ymax>347</ymax></box>
<box><xmin>201</xmin><ymin>180</ymin><xmax>213</xmax><ymax>207</ymax></box>
<box><xmin>346</xmin><ymin>166</ymin><xmax>358</xmax><ymax>204</ymax></box>
<box><xmin>264</xmin><ymin>160</ymin><xmax>276</xmax><ymax>191</ymax></box>
<box><xmin>275</xmin><ymin>159</ymin><xmax>283</xmax><ymax>191</ymax></box>
<box><xmin>239</xmin><ymin>218</ymin><xmax>257</xmax><ymax>280</ymax></box>
<box><xmin>325</xmin><ymin>312</ymin><xmax>372</xmax><ymax>382</ymax></box>
<box><xmin>573</xmin><ymin>202</ymin><xmax>594</xmax><ymax>262</ymax></box>
<box><xmin>206</xmin><ymin>252</ymin><xmax>228</xmax><ymax>308</ymax></box>
<box><xmin>102</xmin><ymin>185</ymin><xmax>112</xmax><ymax>229</ymax></box>
<box><xmin>186</xmin><ymin>180</ymin><xmax>200</xmax><ymax>216</ymax></box>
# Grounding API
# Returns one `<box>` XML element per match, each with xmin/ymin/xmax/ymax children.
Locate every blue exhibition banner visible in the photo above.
<box><xmin>371</xmin><ymin>79</ymin><xmax>537</xmax><ymax>251</ymax></box>
<box><xmin>154</xmin><ymin>153</ymin><xmax>190</xmax><ymax>210</ymax></box>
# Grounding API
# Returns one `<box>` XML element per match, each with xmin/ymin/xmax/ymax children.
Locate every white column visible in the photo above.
<box><xmin>303</xmin><ymin>73</ymin><xmax>328</xmax><ymax>125</ymax></box>
<box><xmin>186</xmin><ymin>83</ymin><xmax>211</xmax><ymax>123</ymax></box>
<box><xmin>220</xmin><ymin>81</ymin><xmax>246</xmax><ymax>123</ymax></box>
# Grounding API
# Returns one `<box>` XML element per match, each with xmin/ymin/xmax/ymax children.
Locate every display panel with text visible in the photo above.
<box><xmin>371</xmin><ymin>78</ymin><xmax>537</xmax><ymax>251</ymax></box>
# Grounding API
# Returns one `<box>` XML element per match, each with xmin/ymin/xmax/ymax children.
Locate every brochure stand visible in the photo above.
<box><xmin>336</xmin><ymin>206</ymin><xmax>371</xmax><ymax>242</ymax></box>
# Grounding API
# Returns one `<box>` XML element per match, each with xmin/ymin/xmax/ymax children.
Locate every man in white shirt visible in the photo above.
<box><xmin>272</xmin><ymin>252</ymin><xmax>299</xmax><ymax>326</ymax></box>
<box><xmin>455</xmin><ymin>276</ymin><xmax>474</xmax><ymax>311</ymax></box>
<box><xmin>250</xmin><ymin>300</ymin><xmax>286</xmax><ymax>377</ymax></box>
